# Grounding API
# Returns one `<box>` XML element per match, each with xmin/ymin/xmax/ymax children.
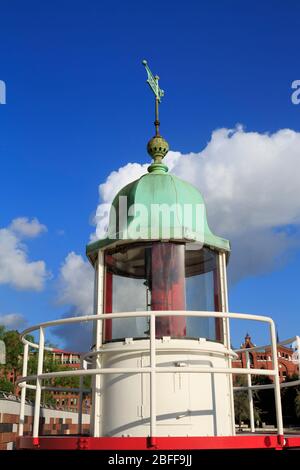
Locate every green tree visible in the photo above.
<box><xmin>1</xmin><ymin>329</ymin><xmax>34</xmax><ymax>380</ymax></box>
<box><xmin>0</xmin><ymin>324</ymin><xmax>6</xmax><ymax>340</ymax></box>
<box><xmin>1</xmin><ymin>330</ymin><xmax>24</xmax><ymax>387</ymax></box>
<box><xmin>0</xmin><ymin>377</ymin><xmax>14</xmax><ymax>393</ymax></box>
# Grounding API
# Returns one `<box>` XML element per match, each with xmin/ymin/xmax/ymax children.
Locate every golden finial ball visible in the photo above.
<box><xmin>147</xmin><ymin>135</ymin><xmax>169</xmax><ymax>160</ymax></box>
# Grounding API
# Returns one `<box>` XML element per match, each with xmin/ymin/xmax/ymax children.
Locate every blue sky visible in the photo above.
<box><xmin>0</xmin><ymin>0</ymin><xmax>300</xmax><ymax>349</ymax></box>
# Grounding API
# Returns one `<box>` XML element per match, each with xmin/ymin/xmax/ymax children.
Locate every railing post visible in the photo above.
<box><xmin>18</xmin><ymin>342</ymin><xmax>29</xmax><ymax>436</ymax></box>
<box><xmin>245</xmin><ymin>350</ymin><xmax>255</xmax><ymax>432</ymax></box>
<box><xmin>220</xmin><ymin>252</ymin><xmax>236</xmax><ymax>436</ymax></box>
<box><xmin>91</xmin><ymin>250</ymin><xmax>104</xmax><ymax>437</ymax></box>
<box><xmin>78</xmin><ymin>359</ymin><xmax>87</xmax><ymax>435</ymax></box>
<box><xmin>149</xmin><ymin>313</ymin><xmax>156</xmax><ymax>446</ymax></box>
<box><xmin>269</xmin><ymin>321</ymin><xmax>284</xmax><ymax>444</ymax></box>
<box><xmin>32</xmin><ymin>327</ymin><xmax>45</xmax><ymax>444</ymax></box>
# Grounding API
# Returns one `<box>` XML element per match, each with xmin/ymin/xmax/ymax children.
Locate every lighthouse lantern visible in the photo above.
<box><xmin>103</xmin><ymin>242</ymin><xmax>223</xmax><ymax>343</ymax></box>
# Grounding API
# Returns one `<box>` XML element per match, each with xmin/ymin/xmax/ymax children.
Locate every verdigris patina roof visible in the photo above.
<box><xmin>86</xmin><ymin>164</ymin><xmax>230</xmax><ymax>262</ymax></box>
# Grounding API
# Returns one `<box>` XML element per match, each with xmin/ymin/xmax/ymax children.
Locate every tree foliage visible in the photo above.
<box><xmin>0</xmin><ymin>377</ymin><xmax>14</xmax><ymax>393</ymax></box>
<box><xmin>3</xmin><ymin>330</ymin><xmax>23</xmax><ymax>370</ymax></box>
<box><xmin>0</xmin><ymin>325</ymin><xmax>6</xmax><ymax>341</ymax></box>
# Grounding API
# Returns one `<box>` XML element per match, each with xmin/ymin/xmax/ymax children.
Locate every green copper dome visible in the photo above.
<box><xmin>86</xmin><ymin>170</ymin><xmax>230</xmax><ymax>260</ymax></box>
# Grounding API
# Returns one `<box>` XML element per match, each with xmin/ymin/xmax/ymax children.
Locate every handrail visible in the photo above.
<box><xmin>81</xmin><ymin>344</ymin><xmax>238</xmax><ymax>365</ymax></box>
<box><xmin>234</xmin><ymin>379</ymin><xmax>300</xmax><ymax>391</ymax></box>
<box><xmin>20</xmin><ymin>310</ymin><xmax>275</xmax><ymax>349</ymax></box>
<box><xmin>16</xmin><ymin>366</ymin><xmax>278</xmax><ymax>386</ymax></box>
<box><xmin>16</xmin><ymin>310</ymin><xmax>300</xmax><ymax>443</ymax></box>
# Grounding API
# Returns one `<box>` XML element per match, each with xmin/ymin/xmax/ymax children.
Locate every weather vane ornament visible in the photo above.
<box><xmin>142</xmin><ymin>59</ymin><xmax>169</xmax><ymax>173</ymax></box>
<box><xmin>142</xmin><ymin>59</ymin><xmax>164</xmax><ymax>102</ymax></box>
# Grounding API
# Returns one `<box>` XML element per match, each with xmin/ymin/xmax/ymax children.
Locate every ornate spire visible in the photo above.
<box><xmin>142</xmin><ymin>59</ymin><xmax>169</xmax><ymax>173</ymax></box>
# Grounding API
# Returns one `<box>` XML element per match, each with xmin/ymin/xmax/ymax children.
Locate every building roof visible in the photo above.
<box><xmin>52</xmin><ymin>348</ymin><xmax>80</xmax><ymax>355</ymax></box>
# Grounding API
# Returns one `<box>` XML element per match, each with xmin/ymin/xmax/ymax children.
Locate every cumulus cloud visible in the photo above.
<box><xmin>0</xmin><ymin>218</ymin><xmax>49</xmax><ymax>290</ymax></box>
<box><xmin>54</xmin><ymin>252</ymin><xmax>94</xmax><ymax>350</ymax></box>
<box><xmin>0</xmin><ymin>313</ymin><xmax>27</xmax><ymax>329</ymax></box>
<box><xmin>9</xmin><ymin>217</ymin><xmax>47</xmax><ymax>238</ymax></box>
<box><xmin>172</xmin><ymin>127</ymin><xmax>300</xmax><ymax>236</ymax></box>
<box><xmin>57</xmin><ymin>252</ymin><xmax>94</xmax><ymax>315</ymax></box>
<box><xmin>92</xmin><ymin>126</ymin><xmax>300</xmax><ymax>282</ymax></box>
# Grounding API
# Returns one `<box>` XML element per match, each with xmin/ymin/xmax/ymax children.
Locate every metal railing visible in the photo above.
<box><xmin>0</xmin><ymin>390</ymin><xmax>84</xmax><ymax>412</ymax></box>
<box><xmin>233</xmin><ymin>335</ymin><xmax>300</xmax><ymax>433</ymax></box>
<box><xmin>15</xmin><ymin>310</ymin><xmax>300</xmax><ymax>443</ymax></box>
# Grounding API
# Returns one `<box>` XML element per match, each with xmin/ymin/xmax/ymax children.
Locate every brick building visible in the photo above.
<box><xmin>47</xmin><ymin>349</ymin><xmax>91</xmax><ymax>414</ymax></box>
<box><xmin>233</xmin><ymin>334</ymin><xmax>299</xmax><ymax>382</ymax></box>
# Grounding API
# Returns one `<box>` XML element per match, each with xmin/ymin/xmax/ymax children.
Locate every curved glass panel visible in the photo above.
<box><xmin>185</xmin><ymin>244</ymin><xmax>222</xmax><ymax>340</ymax></box>
<box><xmin>104</xmin><ymin>242</ymin><xmax>223</xmax><ymax>343</ymax></box>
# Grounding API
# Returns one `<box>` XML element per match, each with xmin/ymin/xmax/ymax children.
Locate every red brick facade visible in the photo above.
<box><xmin>232</xmin><ymin>334</ymin><xmax>299</xmax><ymax>382</ymax></box>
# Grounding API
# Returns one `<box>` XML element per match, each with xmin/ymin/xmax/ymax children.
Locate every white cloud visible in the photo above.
<box><xmin>92</xmin><ymin>126</ymin><xmax>300</xmax><ymax>282</ymax></box>
<box><xmin>57</xmin><ymin>252</ymin><xmax>94</xmax><ymax>315</ymax></box>
<box><xmin>0</xmin><ymin>218</ymin><xmax>49</xmax><ymax>290</ymax></box>
<box><xmin>0</xmin><ymin>313</ymin><xmax>27</xmax><ymax>329</ymax></box>
<box><xmin>171</xmin><ymin>127</ymin><xmax>300</xmax><ymax>236</ymax></box>
<box><xmin>54</xmin><ymin>252</ymin><xmax>94</xmax><ymax>350</ymax></box>
<box><xmin>9</xmin><ymin>217</ymin><xmax>47</xmax><ymax>238</ymax></box>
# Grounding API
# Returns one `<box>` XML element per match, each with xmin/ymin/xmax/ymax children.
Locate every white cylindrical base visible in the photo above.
<box><xmin>99</xmin><ymin>339</ymin><xmax>234</xmax><ymax>437</ymax></box>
